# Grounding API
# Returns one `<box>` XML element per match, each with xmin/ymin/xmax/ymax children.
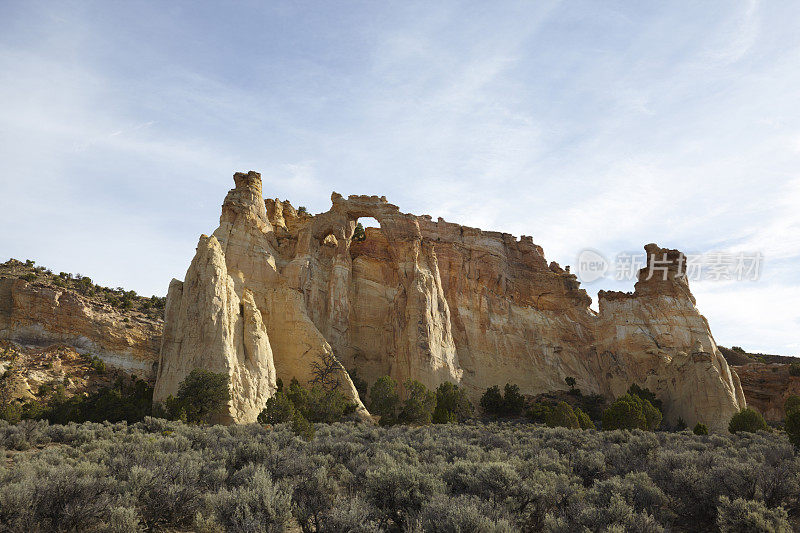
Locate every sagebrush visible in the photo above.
<box><xmin>0</xmin><ymin>419</ymin><xmax>796</xmax><ymax>532</ymax></box>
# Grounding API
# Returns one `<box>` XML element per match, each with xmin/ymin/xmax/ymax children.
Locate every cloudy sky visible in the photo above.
<box><xmin>1</xmin><ymin>1</ymin><xmax>798</xmax><ymax>354</ymax></box>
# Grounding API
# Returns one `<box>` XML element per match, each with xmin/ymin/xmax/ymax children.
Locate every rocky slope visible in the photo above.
<box><xmin>0</xmin><ymin>340</ymin><xmax>124</xmax><ymax>405</ymax></box>
<box><xmin>156</xmin><ymin>171</ymin><xmax>746</xmax><ymax>430</ymax></box>
<box><xmin>0</xmin><ymin>260</ymin><xmax>163</xmax><ymax>379</ymax></box>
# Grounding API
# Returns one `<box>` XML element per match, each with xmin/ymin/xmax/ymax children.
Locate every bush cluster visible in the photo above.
<box><xmin>602</xmin><ymin>393</ymin><xmax>662</xmax><ymax>431</ymax></box>
<box><xmin>0</xmin><ymin>419</ymin><xmax>796</xmax><ymax>532</ymax></box>
<box><xmin>368</xmin><ymin>377</ymin><xmax>472</xmax><ymax>427</ymax></box>
<box><xmin>729</xmin><ymin>408</ymin><xmax>768</xmax><ymax>434</ymax></box>
<box><xmin>784</xmin><ymin>395</ymin><xmax>800</xmax><ymax>447</ymax></box>
<box><xmin>1</xmin><ymin>375</ymin><xmax>153</xmax><ymax>425</ymax></box>
<box><xmin>480</xmin><ymin>383</ymin><xmax>525</xmax><ymax>417</ymax></box>
<box><xmin>258</xmin><ymin>378</ymin><xmax>356</xmax><ymax>438</ymax></box>
<box><xmin>157</xmin><ymin>369</ymin><xmax>230</xmax><ymax>424</ymax></box>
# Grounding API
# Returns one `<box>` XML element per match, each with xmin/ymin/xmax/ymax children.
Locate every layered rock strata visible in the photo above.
<box><xmin>733</xmin><ymin>363</ymin><xmax>800</xmax><ymax>422</ymax></box>
<box><xmin>155</xmin><ymin>171</ymin><xmax>745</xmax><ymax>430</ymax></box>
<box><xmin>0</xmin><ymin>277</ymin><xmax>161</xmax><ymax>377</ymax></box>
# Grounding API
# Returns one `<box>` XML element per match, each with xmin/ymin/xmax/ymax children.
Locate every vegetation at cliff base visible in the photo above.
<box><xmin>784</xmin><ymin>395</ymin><xmax>800</xmax><ymax>447</ymax></box>
<box><xmin>159</xmin><ymin>369</ymin><xmax>230</xmax><ymax>424</ymax></box>
<box><xmin>480</xmin><ymin>383</ymin><xmax>525</xmax><ymax>417</ymax></box>
<box><xmin>729</xmin><ymin>408</ymin><xmax>768</xmax><ymax>434</ymax></box>
<box><xmin>0</xmin><ymin>373</ymin><xmax>153</xmax><ymax>425</ymax></box>
<box><xmin>603</xmin><ymin>393</ymin><xmax>662</xmax><ymax>431</ymax></box>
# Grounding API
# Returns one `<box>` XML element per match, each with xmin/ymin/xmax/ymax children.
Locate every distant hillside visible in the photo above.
<box><xmin>719</xmin><ymin>345</ymin><xmax>799</xmax><ymax>366</ymax></box>
<box><xmin>0</xmin><ymin>258</ymin><xmax>166</xmax><ymax>319</ymax></box>
<box><xmin>0</xmin><ymin>258</ymin><xmax>163</xmax><ymax>420</ymax></box>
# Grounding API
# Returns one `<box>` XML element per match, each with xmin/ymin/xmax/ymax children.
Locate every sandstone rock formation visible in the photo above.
<box><xmin>733</xmin><ymin>363</ymin><xmax>800</xmax><ymax>422</ymax></box>
<box><xmin>0</xmin><ymin>277</ymin><xmax>161</xmax><ymax>377</ymax></box>
<box><xmin>0</xmin><ymin>340</ymin><xmax>130</xmax><ymax>406</ymax></box>
<box><xmin>154</xmin><ymin>172</ymin><xmax>368</xmax><ymax>423</ymax></box>
<box><xmin>155</xmin><ymin>171</ymin><xmax>745</xmax><ymax>431</ymax></box>
<box><xmin>595</xmin><ymin>245</ymin><xmax>746</xmax><ymax>429</ymax></box>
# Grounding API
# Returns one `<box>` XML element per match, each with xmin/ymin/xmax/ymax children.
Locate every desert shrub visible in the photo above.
<box><xmin>292</xmin><ymin>468</ymin><xmax>338</xmax><ymax>533</ymax></box>
<box><xmin>716</xmin><ymin>496</ymin><xmax>791</xmax><ymax>532</ymax></box>
<box><xmin>0</xmin><ymin>416</ymin><xmax>799</xmax><ymax>532</ymax></box>
<box><xmin>784</xmin><ymin>410</ymin><xmax>800</xmax><ymax>447</ymax></box>
<box><xmin>475</xmin><ymin>462</ymin><xmax>523</xmax><ymax>505</ymax></box>
<box><xmin>0</xmin><ymin>461</ymin><xmax>118</xmax><ymax>531</ymax></box>
<box><xmin>369</xmin><ymin>375</ymin><xmax>400</xmax><ymax>426</ymax></box>
<box><xmin>544</xmin><ymin>493</ymin><xmax>665</xmax><ymax>532</ymax></box>
<box><xmin>122</xmin><ymin>453</ymin><xmax>206</xmax><ymax>528</ymax></box>
<box><xmin>693</xmin><ymin>423</ymin><xmax>709</xmax><ymax>435</ymax></box>
<box><xmin>319</xmin><ymin>497</ymin><xmax>381</xmax><ymax>533</ymax></box>
<box><xmin>292</xmin><ymin>411</ymin><xmax>315</xmax><ymax>441</ymax></box>
<box><xmin>602</xmin><ymin>394</ymin><xmax>661</xmax><ymax>431</ymax></box>
<box><xmin>789</xmin><ymin>361</ymin><xmax>800</xmax><ymax>377</ymax></box>
<box><xmin>107</xmin><ymin>506</ymin><xmax>145</xmax><ymax>533</ymax></box>
<box><xmin>574</xmin><ymin>406</ymin><xmax>595</xmax><ymax>429</ymax></box>
<box><xmin>258</xmin><ymin>392</ymin><xmax>295</xmax><ymax>425</ymax></box>
<box><xmin>419</xmin><ymin>494</ymin><xmax>513</xmax><ymax>532</ymax></box>
<box><xmin>20</xmin><ymin>273</ymin><xmax>36</xmax><ymax>282</ymax></box>
<box><xmin>729</xmin><ymin>408</ymin><xmax>767</xmax><ymax>434</ymax></box>
<box><xmin>784</xmin><ymin>394</ymin><xmax>800</xmax><ymax>416</ymax></box>
<box><xmin>398</xmin><ymin>380</ymin><xmax>435</xmax><ymax>425</ymax></box>
<box><xmin>206</xmin><ymin>467</ymin><xmax>292</xmax><ymax>533</ymax></box>
<box><xmin>432</xmin><ymin>381</ymin><xmax>473</xmax><ymax>424</ymax></box>
<box><xmin>364</xmin><ymin>465</ymin><xmax>445</xmax><ymax>529</ymax></box>
<box><xmin>546</xmin><ymin>401</ymin><xmax>580</xmax><ymax>429</ymax></box>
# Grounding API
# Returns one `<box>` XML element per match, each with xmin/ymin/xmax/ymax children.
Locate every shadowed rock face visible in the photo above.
<box><xmin>155</xmin><ymin>171</ymin><xmax>745</xmax><ymax>430</ymax></box>
<box><xmin>734</xmin><ymin>363</ymin><xmax>800</xmax><ymax>422</ymax></box>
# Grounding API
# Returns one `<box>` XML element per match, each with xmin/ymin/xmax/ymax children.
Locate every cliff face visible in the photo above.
<box><xmin>155</xmin><ymin>171</ymin><xmax>745</xmax><ymax>431</ymax></box>
<box><xmin>0</xmin><ymin>277</ymin><xmax>161</xmax><ymax>377</ymax></box>
<box><xmin>154</xmin><ymin>172</ymin><xmax>368</xmax><ymax>423</ymax></box>
<box><xmin>734</xmin><ymin>363</ymin><xmax>800</xmax><ymax>422</ymax></box>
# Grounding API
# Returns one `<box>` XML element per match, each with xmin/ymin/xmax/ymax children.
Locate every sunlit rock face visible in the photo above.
<box><xmin>154</xmin><ymin>172</ymin><xmax>367</xmax><ymax>423</ymax></box>
<box><xmin>0</xmin><ymin>278</ymin><xmax>161</xmax><ymax>378</ymax></box>
<box><xmin>155</xmin><ymin>171</ymin><xmax>745</xmax><ymax>430</ymax></box>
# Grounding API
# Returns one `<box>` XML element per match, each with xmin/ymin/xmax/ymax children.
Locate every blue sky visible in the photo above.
<box><xmin>1</xmin><ymin>1</ymin><xmax>798</xmax><ymax>354</ymax></box>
